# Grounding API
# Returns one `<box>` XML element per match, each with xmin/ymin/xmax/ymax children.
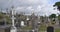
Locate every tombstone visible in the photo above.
<box><xmin>37</xmin><ymin>22</ymin><xmax>41</xmax><ymax>25</ymax></box>
<box><xmin>0</xmin><ymin>21</ymin><xmax>5</xmax><ymax>25</ymax></box>
<box><xmin>27</xmin><ymin>21</ymin><xmax>29</xmax><ymax>26</ymax></box>
<box><xmin>0</xmin><ymin>26</ymin><xmax>10</xmax><ymax>32</ymax></box>
<box><xmin>26</xmin><ymin>17</ymin><xmax>29</xmax><ymax>26</ymax></box>
<box><xmin>47</xmin><ymin>26</ymin><xmax>54</xmax><ymax>32</ymax></box>
<box><xmin>5</xmin><ymin>27</ymin><xmax>10</xmax><ymax>32</ymax></box>
<box><xmin>32</xmin><ymin>30</ymin><xmax>35</xmax><ymax>32</ymax></box>
<box><xmin>21</xmin><ymin>21</ymin><xmax>25</xmax><ymax>26</ymax></box>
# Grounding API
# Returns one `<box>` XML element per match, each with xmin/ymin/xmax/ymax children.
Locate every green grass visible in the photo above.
<box><xmin>21</xmin><ymin>26</ymin><xmax>32</xmax><ymax>30</ymax></box>
<box><xmin>39</xmin><ymin>25</ymin><xmax>47</xmax><ymax>31</ymax></box>
<box><xmin>55</xmin><ymin>28</ymin><xmax>60</xmax><ymax>32</ymax></box>
<box><xmin>39</xmin><ymin>24</ymin><xmax>47</xmax><ymax>32</ymax></box>
<box><xmin>39</xmin><ymin>24</ymin><xmax>60</xmax><ymax>32</ymax></box>
<box><xmin>20</xmin><ymin>24</ymin><xmax>60</xmax><ymax>32</ymax></box>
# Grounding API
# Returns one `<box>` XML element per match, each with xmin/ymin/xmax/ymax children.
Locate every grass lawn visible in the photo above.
<box><xmin>39</xmin><ymin>24</ymin><xmax>47</xmax><ymax>31</ymax></box>
<box><xmin>20</xmin><ymin>24</ymin><xmax>60</xmax><ymax>32</ymax></box>
<box><xmin>21</xmin><ymin>26</ymin><xmax>32</xmax><ymax>30</ymax></box>
<box><xmin>55</xmin><ymin>28</ymin><xmax>60</xmax><ymax>32</ymax></box>
<box><xmin>39</xmin><ymin>24</ymin><xmax>47</xmax><ymax>32</ymax></box>
<box><xmin>39</xmin><ymin>24</ymin><xmax>60</xmax><ymax>32</ymax></box>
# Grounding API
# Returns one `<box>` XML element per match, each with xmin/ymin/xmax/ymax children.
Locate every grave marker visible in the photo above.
<box><xmin>21</xmin><ymin>21</ymin><xmax>25</xmax><ymax>26</ymax></box>
<box><xmin>47</xmin><ymin>26</ymin><xmax>54</xmax><ymax>32</ymax></box>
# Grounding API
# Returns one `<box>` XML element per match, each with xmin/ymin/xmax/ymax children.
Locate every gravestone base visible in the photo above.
<box><xmin>10</xmin><ymin>26</ymin><xmax>17</xmax><ymax>32</ymax></box>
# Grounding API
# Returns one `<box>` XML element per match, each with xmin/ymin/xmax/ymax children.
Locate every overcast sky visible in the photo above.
<box><xmin>0</xmin><ymin>0</ymin><xmax>60</xmax><ymax>16</ymax></box>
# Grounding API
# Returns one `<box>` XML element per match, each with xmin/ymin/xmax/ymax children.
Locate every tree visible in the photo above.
<box><xmin>53</xmin><ymin>2</ymin><xmax>60</xmax><ymax>26</ymax></box>
<box><xmin>49</xmin><ymin>14</ymin><xmax>56</xmax><ymax>24</ymax></box>
<box><xmin>49</xmin><ymin>14</ymin><xmax>56</xmax><ymax>19</ymax></box>
<box><xmin>53</xmin><ymin>2</ymin><xmax>60</xmax><ymax>11</ymax></box>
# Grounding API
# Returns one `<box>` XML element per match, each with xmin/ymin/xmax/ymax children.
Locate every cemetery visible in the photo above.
<box><xmin>0</xmin><ymin>0</ymin><xmax>60</xmax><ymax>32</ymax></box>
<box><xmin>0</xmin><ymin>9</ymin><xmax>60</xmax><ymax>32</ymax></box>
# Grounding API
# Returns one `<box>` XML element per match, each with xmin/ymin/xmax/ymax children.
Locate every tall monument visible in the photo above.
<box><xmin>10</xmin><ymin>6</ymin><xmax>17</xmax><ymax>32</ymax></box>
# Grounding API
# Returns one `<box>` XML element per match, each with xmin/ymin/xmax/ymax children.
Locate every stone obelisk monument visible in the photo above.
<box><xmin>10</xmin><ymin>6</ymin><xmax>17</xmax><ymax>32</ymax></box>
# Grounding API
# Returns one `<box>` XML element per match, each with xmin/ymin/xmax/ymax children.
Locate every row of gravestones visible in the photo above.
<box><xmin>0</xmin><ymin>21</ymin><xmax>9</xmax><ymax>25</ymax></box>
<box><xmin>0</xmin><ymin>26</ymin><xmax>54</xmax><ymax>32</ymax></box>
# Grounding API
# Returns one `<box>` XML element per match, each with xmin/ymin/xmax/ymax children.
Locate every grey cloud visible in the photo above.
<box><xmin>0</xmin><ymin>0</ymin><xmax>59</xmax><ymax>16</ymax></box>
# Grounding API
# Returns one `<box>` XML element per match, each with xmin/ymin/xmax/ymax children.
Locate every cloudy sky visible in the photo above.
<box><xmin>0</xmin><ymin>0</ymin><xmax>60</xmax><ymax>16</ymax></box>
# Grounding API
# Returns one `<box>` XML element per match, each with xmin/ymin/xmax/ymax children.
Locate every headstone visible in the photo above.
<box><xmin>29</xmin><ymin>30</ymin><xmax>33</xmax><ymax>32</ymax></box>
<box><xmin>32</xmin><ymin>30</ymin><xmax>35</xmax><ymax>32</ymax></box>
<box><xmin>21</xmin><ymin>21</ymin><xmax>25</xmax><ymax>26</ymax></box>
<box><xmin>26</xmin><ymin>17</ymin><xmax>29</xmax><ymax>26</ymax></box>
<box><xmin>5</xmin><ymin>27</ymin><xmax>10</xmax><ymax>32</ymax></box>
<box><xmin>0</xmin><ymin>22</ymin><xmax>5</xmax><ymax>25</ymax></box>
<box><xmin>37</xmin><ymin>22</ymin><xmax>41</xmax><ymax>25</ymax></box>
<box><xmin>27</xmin><ymin>21</ymin><xmax>29</xmax><ymax>26</ymax></box>
<box><xmin>0</xmin><ymin>26</ymin><xmax>10</xmax><ymax>32</ymax></box>
<box><xmin>47</xmin><ymin>26</ymin><xmax>54</xmax><ymax>32</ymax></box>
